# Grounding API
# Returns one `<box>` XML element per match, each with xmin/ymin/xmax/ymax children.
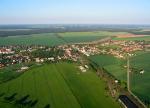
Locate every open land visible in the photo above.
<box><xmin>0</xmin><ymin>25</ymin><xmax>150</xmax><ymax>108</ymax></box>
<box><xmin>89</xmin><ymin>51</ymin><xmax>150</xmax><ymax>107</ymax></box>
<box><xmin>130</xmin><ymin>52</ymin><xmax>150</xmax><ymax>102</ymax></box>
<box><xmin>0</xmin><ymin>62</ymin><xmax>120</xmax><ymax>108</ymax></box>
<box><xmin>0</xmin><ymin>31</ymin><xmax>118</xmax><ymax>46</ymax></box>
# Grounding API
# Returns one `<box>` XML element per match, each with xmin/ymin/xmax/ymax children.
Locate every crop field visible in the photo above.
<box><xmin>0</xmin><ymin>64</ymin><xmax>22</xmax><ymax>83</ymax></box>
<box><xmin>0</xmin><ymin>33</ymin><xmax>65</xmax><ymax>46</ymax></box>
<box><xmin>59</xmin><ymin>32</ymin><xmax>106</xmax><ymax>43</ymax></box>
<box><xmin>0</xmin><ymin>31</ymin><xmax>129</xmax><ymax>46</ymax></box>
<box><xmin>58</xmin><ymin>31</ymin><xmax>124</xmax><ymax>43</ymax></box>
<box><xmin>89</xmin><ymin>54</ymin><xmax>127</xmax><ymax>81</ymax></box>
<box><xmin>0</xmin><ymin>31</ymin><xmax>118</xmax><ymax>46</ymax></box>
<box><xmin>112</xmin><ymin>36</ymin><xmax>150</xmax><ymax>41</ymax></box>
<box><xmin>130</xmin><ymin>52</ymin><xmax>150</xmax><ymax>102</ymax></box>
<box><xmin>89</xmin><ymin>53</ymin><xmax>150</xmax><ymax>105</ymax></box>
<box><xmin>0</xmin><ymin>62</ymin><xmax>120</xmax><ymax>108</ymax></box>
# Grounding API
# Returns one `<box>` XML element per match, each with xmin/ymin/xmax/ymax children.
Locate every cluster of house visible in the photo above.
<box><xmin>0</xmin><ymin>40</ymin><xmax>149</xmax><ymax>69</ymax></box>
<box><xmin>32</xmin><ymin>44</ymin><xmax>101</xmax><ymax>63</ymax></box>
<box><xmin>0</xmin><ymin>45</ymin><xmax>80</xmax><ymax>68</ymax></box>
<box><xmin>0</xmin><ymin>43</ymin><xmax>103</xmax><ymax>69</ymax></box>
<box><xmin>71</xmin><ymin>44</ymin><xmax>100</xmax><ymax>57</ymax></box>
<box><xmin>0</xmin><ymin>46</ymin><xmax>38</xmax><ymax>68</ymax></box>
<box><xmin>33</xmin><ymin>45</ymin><xmax>81</xmax><ymax>63</ymax></box>
<box><xmin>110</xmin><ymin>40</ymin><xmax>144</xmax><ymax>52</ymax></box>
<box><xmin>107</xmin><ymin>49</ymin><xmax>125</xmax><ymax>59</ymax></box>
<box><xmin>122</xmin><ymin>41</ymin><xmax>144</xmax><ymax>52</ymax></box>
<box><xmin>99</xmin><ymin>40</ymin><xmax>147</xmax><ymax>59</ymax></box>
<box><xmin>59</xmin><ymin>45</ymin><xmax>80</xmax><ymax>61</ymax></box>
<box><xmin>0</xmin><ymin>48</ymin><xmax>14</xmax><ymax>54</ymax></box>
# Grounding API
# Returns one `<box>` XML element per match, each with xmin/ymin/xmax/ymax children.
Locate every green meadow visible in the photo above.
<box><xmin>0</xmin><ymin>62</ymin><xmax>120</xmax><ymax>108</ymax></box>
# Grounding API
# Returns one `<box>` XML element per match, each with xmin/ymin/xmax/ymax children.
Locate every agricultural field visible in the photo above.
<box><xmin>89</xmin><ymin>54</ymin><xmax>127</xmax><ymax>81</ymax></box>
<box><xmin>0</xmin><ymin>62</ymin><xmax>120</xmax><ymax>108</ymax></box>
<box><xmin>89</xmin><ymin>52</ymin><xmax>150</xmax><ymax>105</ymax></box>
<box><xmin>0</xmin><ymin>33</ymin><xmax>65</xmax><ymax>46</ymax></box>
<box><xmin>130</xmin><ymin>52</ymin><xmax>150</xmax><ymax>102</ymax></box>
<box><xmin>0</xmin><ymin>64</ymin><xmax>22</xmax><ymax>83</ymax></box>
<box><xmin>112</xmin><ymin>36</ymin><xmax>150</xmax><ymax>41</ymax></box>
<box><xmin>0</xmin><ymin>31</ymin><xmax>127</xmax><ymax>46</ymax></box>
<box><xmin>58</xmin><ymin>31</ymin><xmax>125</xmax><ymax>43</ymax></box>
<box><xmin>59</xmin><ymin>32</ymin><xmax>106</xmax><ymax>43</ymax></box>
<box><xmin>0</xmin><ymin>63</ymin><xmax>35</xmax><ymax>83</ymax></box>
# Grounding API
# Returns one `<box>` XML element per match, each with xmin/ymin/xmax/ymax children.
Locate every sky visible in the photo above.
<box><xmin>0</xmin><ymin>0</ymin><xmax>150</xmax><ymax>24</ymax></box>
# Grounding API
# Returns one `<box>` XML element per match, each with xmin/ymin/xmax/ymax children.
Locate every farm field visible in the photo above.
<box><xmin>59</xmin><ymin>32</ymin><xmax>106</xmax><ymax>43</ymax></box>
<box><xmin>0</xmin><ymin>33</ymin><xmax>65</xmax><ymax>46</ymax></box>
<box><xmin>58</xmin><ymin>31</ymin><xmax>125</xmax><ymax>43</ymax></box>
<box><xmin>89</xmin><ymin>54</ymin><xmax>127</xmax><ymax>81</ymax></box>
<box><xmin>130</xmin><ymin>52</ymin><xmax>150</xmax><ymax>102</ymax></box>
<box><xmin>0</xmin><ymin>62</ymin><xmax>120</xmax><ymax>108</ymax></box>
<box><xmin>0</xmin><ymin>31</ymin><xmax>117</xmax><ymax>46</ymax></box>
<box><xmin>113</xmin><ymin>36</ymin><xmax>150</xmax><ymax>41</ymax></box>
<box><xmin>0</xmin><ymin>33</ymin><xmax>104</xmax><ymax>46</ymax></box>
<box><xmin>89</xmin><ymin>52</ymin><xmax>150</xmax><ymax>105</ymax></box>
<box><xmin>0</xmin><ymin>64</ymin><xmax>22</xmax><ymax>83</ymax></box>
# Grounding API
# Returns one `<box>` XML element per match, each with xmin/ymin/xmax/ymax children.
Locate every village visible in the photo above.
<box><xmin>0</xmin><ymin>40</ymin><xmax>149</xmax><ymax>70</ymax></box>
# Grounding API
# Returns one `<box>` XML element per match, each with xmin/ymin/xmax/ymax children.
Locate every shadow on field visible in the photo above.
<box><xmin>4</xmin><ymin>93</ymin><xmax>17</xmax><ymax>101</ymax></box>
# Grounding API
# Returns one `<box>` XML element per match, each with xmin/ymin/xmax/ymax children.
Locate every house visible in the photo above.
<box><xmin>0</xmin><ymin>48</ymin><xmax>14</xmax><ymax>54</ymax></box>
<box><xmin>40</xmin><ymin>59</ymin><xmax>44</xmax><ymax>63</ymax></box>
<box><xmin>48</xmin><ymin>57</ymin><xmax>55</xmax><ymax>61</ymax></box>
<box><xmin>84</xmin><ymin>65</ymin><xmax>89</xmax><ymax>69</ymax></box>
<box><xmin>21</xmin><ymin>66</ymin><xmax>29</xmax><ymax>70</ymax></box>
<box><xmin>35</xmin><ymin>58</ymin><xmax>40</xmax><ymax>63</ymax></box>
<box><xmin>79</xmin><ymin>66</ymin><xmax>86</xmax><ymax>72</ymax></box>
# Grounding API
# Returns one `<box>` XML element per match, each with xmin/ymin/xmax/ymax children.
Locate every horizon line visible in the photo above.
<box><xmin>0</xmin><ymin>24</ymin><xmax>150</xmax><ymax>26</ymax></box>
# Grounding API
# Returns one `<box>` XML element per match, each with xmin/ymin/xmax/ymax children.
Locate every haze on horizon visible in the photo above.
<box><xmin>0</xmin><ymin>0</ymin><xmax>150</xmax><ymax>25</ymax></box>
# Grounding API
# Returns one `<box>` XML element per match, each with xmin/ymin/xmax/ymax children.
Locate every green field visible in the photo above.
<box><xmin>59</xmin><ymin>32</ymin><xmax>105</xmax><ymax>43</ymax></box>
<box><xmin>89</xmin><ymin>54</ymin><xmax>127</xmax><ymax>81</ymax></box>
<box><xmin>59</xmin><ymin>31</ymin><xmax>123</xmax><ymax>43</ymax></box>
<box><xmin>0</xmin><ymin>64</ymin><xmax>22</xmax><ymax>83</ymax></box>
<box><xmin>0</xmin><ymin>33</ymin><xmax>65</xmax><ymax>46</ymax></box>
<box><xmin>113</xmin><ymin>36</ymin><xmax>150</xmax><ymax>41</ymax></box>
<box><xmin>0</xmin><ymin>62</ymin><xmax>120</xmax><ymax>108</ymax></box>
<box><xmin>130</xmin><ymin>52</ymin><xmax>150</xmax><ymax>102</ymax></box>
<box><xmin>89</xmin><ymin>52</ymin><xmax>150</xmax><ymax>105</ymax></box>
<box><xmin>0</xmin><ymin>31</ymin><xmax>116</xmax><ymax>46</ymax></box>
<box><xmin>0</xmin><ymin>31</ymin><xmax>129</xmax><ymax>46</ymax></box>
